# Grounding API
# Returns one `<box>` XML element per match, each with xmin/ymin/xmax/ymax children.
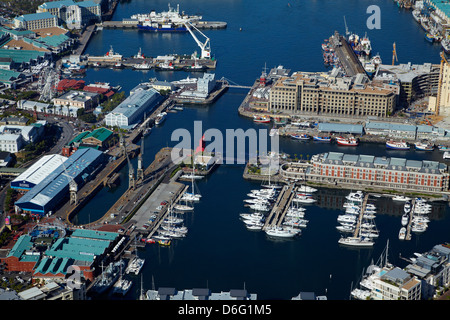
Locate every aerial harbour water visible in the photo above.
<box><xmin>76</xmin><ymin>0</ymin><xmax>450</xmax><ymax>300</ymax></box>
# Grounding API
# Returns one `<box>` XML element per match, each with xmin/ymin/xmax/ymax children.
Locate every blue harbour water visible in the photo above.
<box><xmin>79</xmin><ymin>0</ymin><xmax>450</xmax><ymax>299</ymax></box>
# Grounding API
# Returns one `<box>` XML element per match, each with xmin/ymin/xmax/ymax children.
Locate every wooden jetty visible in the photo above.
<box><xmin>263</xmin><ymin>184</ymin><xmax>295</xmax><ymax>230</ymax></box>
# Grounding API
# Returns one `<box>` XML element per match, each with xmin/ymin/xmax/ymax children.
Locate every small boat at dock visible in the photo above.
<box><xmin>313</xmin><ymin>136</ymin><xmax>331</xmax><ymax>142</ymax></box>
<box><xmin>291</xmin><ymin>133</ymin><xmax>310</xmax><ymax>140</ymax></box>
<box><xmin>386</xmin><ymin>140</ymin><xmax>409</xmax><ymax>150</ymax></box>
<box><xmin>336</xmin><ymin>136</ymin><xmax>359</xmax><ymax>146</ymax></box>
<box><xmin>155</xmin><ymin>112</ymin><xmax>167</xmax><ymax>125</ymax></box>
<box><xmin>253</xmin><ymin>115</ymin><xmax>271</xmax><ymax>123</ymax></box>
<box><xmin>414</xmin><ymin>141</ymin><xmax>434</xmax><ymax>151</ymax></box>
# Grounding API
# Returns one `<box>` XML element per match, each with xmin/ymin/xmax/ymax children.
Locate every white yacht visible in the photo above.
<box><xmin>401</xmin><ymin>213</ymin><xmax>409</xmax><ymax>226</ymax></box>
<box><xmin>112</xmin><ymin>278</ymin><xmax>132</xmax><ymax>296</ymax></box>
<box><xmin>240</xmin><ymin>212</ymin><xmax>264</xmax><ymax>221</ymax></box>
<box><xmin>393</xmin><ymin>195</ymin><xmax>412</xmax><ymax>202</ymax></box>
<box><xmin>126</xmin><ymin>256</ymin><xmax>145</xmax><ymax>275</ymax></box>
<box><xmin>155</xmin><ymin>112</ymin><xmax>167</xmax><ymax>125</ymax></box>
<box><xmin>338</xmin><ymin>236</ymin><xmax>374</xmax><ymax>247</ymax></box>
<box><xmin>180</xmin><ymin>174</ymin><xmax>204</xmax><ymax>180</ymax></box>
<box><xmin>265</xmin><ymin>226</ymin><xmax>300</xmax><ymax>238</ymax></box>
<box><xmin>249</xmin><ymin>203</ymin><xmax>270</xmax><ymax>211</ymax></box>
<box><xmin>346</xmin><ymin>191</ymin><xmax>364</xmax><ymax>202</ymax></box>
<box><xmin>411</xmin><ymin>223</ymin><xmax>427</xmax><ymax>233</ymax></box>
<box><xmin>404</xmin><ymin>201</ymin><xmax>411</xmax><ymax>214</ymax></box>
<box><xmin>337</xmin><ymin>214</ymin><xmax>357</xmax><ymax>223</ymax></box>
<box><xmin>245</xmin><ymin>220</ymin><xmax>264</xmax><ymax>230</ymax></box>
<box><xmin>398</xmin><ymin>227</ymin><xmax>406</xmax><ymax>240</ymax></box>
<box><xmin>351</xmin><ymin>288</ymin><xmax>372</xmax><ymax>300</ymax></box>
<box><xmin>181</xmin><ymin>192</ymin><xmax>201</xmax><ymax>202</ymax></box>
<box><xmin>293</xmin><ymin>195</ymin><xmax>316</xmax><ymax>204</ymax></box>
<box><xmin>297</xmin><ymin>185</ymin><xmax>318</xmax><ymax>193</ymax></box>
<box><xmin>174</xmin><ymin>204</ymin><xmax>194</xmax><ymax>211</ymax></box>
<box><xmin>336</xmin><ymin>225</ymin><xmax>355</xmax><ymax>233</ymax></box>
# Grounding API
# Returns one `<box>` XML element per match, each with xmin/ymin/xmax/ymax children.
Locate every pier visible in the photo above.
<box><xmin>405</xmin><ymin>198</ymin><xmax>416</xmax><ymax>241</ymax></box>
<box><xmin>352</xmin><ymin>193</ymin><xmax>370</xmax><ymax>238</ymax></box>
<box><xmin>98</xmin><ymin>21</ymin><xmax>227</xmax><ymax>30</ymax></box>
<box><xmin>263</xmin><ymin>184</ymin><xmax>295</xmax><ymax>230</ymax></box>
<box><xmin>329</xmin><ymin>31</ymin><xmax>366</xmax><ymax>76</ymax></box>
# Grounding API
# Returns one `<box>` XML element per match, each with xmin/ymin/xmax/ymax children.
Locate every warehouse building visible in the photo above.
<box><xmin>105</xmin><ymin>88</ymin><xmax>163</xmax><ymax>129</ymax></box>
<box><xmin>11</xmin><ymin>154</ymin><xmax>68</xmax><ymax>191</ymax></box>
<box><xmin>14</xmin><ymin>148</ymin><xmax>104</xmax><ymax>216</ymax></box>
<box><xmin>365</xmin><ymin>121</ymin><xmax>418</xmax><ymax>139</ymax></box>
<box><xmin>317</xmin><ymin>122</ymin><xmax>364</xmax><ymax>136</ymax></box>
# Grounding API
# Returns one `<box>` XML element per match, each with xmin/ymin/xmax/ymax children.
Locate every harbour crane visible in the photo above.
<box><xmin>59</xmin><ymin>158</ymin><xmax>78</xmax><ymax>205</ymax></box>
<box><xmin>392</xmin><ymin>42</ymin><xmax>398</xmax><ymax>66</ymax></box>
<box><xmin>184</xmin><ymin>21</ymin><xmax>211</xmax><ymax>59</ymax></box>
<box><xmin>116</xmin><ymin>120</ymin><xmax>135</xmax><ymax>190</ymax></box>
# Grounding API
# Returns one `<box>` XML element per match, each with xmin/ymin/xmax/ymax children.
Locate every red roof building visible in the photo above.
<box><xmin>57</xmin><ymin>79</ymin><xmax>85</xmax><ymax>93</ymax></box>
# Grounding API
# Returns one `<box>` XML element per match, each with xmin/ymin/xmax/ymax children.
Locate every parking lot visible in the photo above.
<box><xmin>129</xmin><ymin>179</ymin><xmax>185</xmax><ymax>231</ymax></box>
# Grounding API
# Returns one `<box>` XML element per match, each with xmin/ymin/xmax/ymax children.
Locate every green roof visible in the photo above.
<box><xmin>68</xmin><ymin>131</ymin><xmax>90</xmax><ymax>145</ymax></box>
<box><xmin>84</xmin><ymin>127</ymin><xmax>113</xmax><ymax>142</ymax></box>
<box><xmin>33</xmin><ymin>257</ymin><xmax>73</xmax><ymax>275</ymax></box>
<box><xmin>36</xmin><ymin>34</ymin><xmax>70</xmax><ymax>48</ymax></box>
<box><xmin>45</xmin><ymin>236</ymin><xmax>111</xmax><ymax>262</ymax></box>
<box><xmin>7</xmin><ymin>235</ymin><xmax>33</xmax><ymax>258</ymax></box>
<box><xmin>70</xmin><ymin>228</ymin><xmax>118</xmax><ymax>241</ymax></box>
<box><xmin>0</xmin><ymin>48</ymin><xmax>47</xmax><ymax>64</ymax></box>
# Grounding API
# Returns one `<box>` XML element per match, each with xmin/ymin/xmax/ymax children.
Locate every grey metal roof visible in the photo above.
<box><xmin>229</xmin><ymin>289</ymin><xmax>249</xmax><ymax>298</ymax></box>
<box><xmin>319</xmin><ymin>152</ymin><xmax>447</xmax><ymax>173</ymax></box>
<box><xmin>365</xmin><ymin>121</ymin><xmax>417</xmax><ymax>132</ymax></box>
<box><xmin>342</xmin><ymin>154</ymin><xmax>359</xmax><ymax>162</ymax></box>
<box><xmin>318</xmin><ymin>122</ymin><xmax>364</xmax><ymax>135</ymax></box>
<box><xmin>382</xmin><ymin>267</ymin><xmax>410</xmax><ymax>283</ymax></box>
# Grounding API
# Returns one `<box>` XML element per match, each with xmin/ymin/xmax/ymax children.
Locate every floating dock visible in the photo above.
<box><xmin>328</xmin><ymin>31</ymin><xmax>366</xmax><ymax>76</ymax></box>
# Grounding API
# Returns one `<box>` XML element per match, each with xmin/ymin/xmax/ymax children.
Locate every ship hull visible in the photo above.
<box><xmin>137</xmin><ymin>25</ymin><xmax>187</xmax><ymax>32</ymax></box>
<box><xmin>386</xmin><ymin>142</ymin><xmax>409</xmax><ymax>150</ymax></box>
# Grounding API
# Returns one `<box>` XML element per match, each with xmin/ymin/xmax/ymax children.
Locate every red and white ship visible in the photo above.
<box><xmin>253</xmin><ymin>115</ymin><xmax>271</xmax><ymax>123</ymax></box>
<box><xmin>336</xmin><ymin>136</ymin><xmax>359</xmax><ymax>146</ymax></box>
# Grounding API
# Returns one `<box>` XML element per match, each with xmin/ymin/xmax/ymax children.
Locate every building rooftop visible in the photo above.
<box><xmin>84</xmin><ymin>127</ymin><xmax>113</xmax><ymax>143</ymax></box>
<box><xmin>70</xmin><ymin>228</ymin><xmax>118</xmax><ymax>242</ymax></box>
<box><xmin>111</xmin><ymin>88</ymin><xmax>160</xmax><ymax>119</ymax></box>
<box><xmin>11</xmin><ymin>154</ymin><xmax>68</xmax><ymax>190</ymax></box>
<box><xmin>319</xmin><ymin>152</ymin><xmax>447</xmax><ymax>174</ymax></box>
<box><xmin>14</xmin><ymin>148</ymin><xmax>103</xmax><ymax>212</ymax></box>
<box><xmin>15</xmin><ymin>12</ymin><xmax>56</xmax><ymax>23</ymax></box>
<box><xmin>318</xmin><ymin>123</ymin><xmax>364</xmax><ymax>135</ymax></box>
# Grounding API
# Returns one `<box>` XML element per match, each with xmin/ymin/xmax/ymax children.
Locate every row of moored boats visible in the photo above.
<box><xmin>397</xmin><ymin>196</ymin><xmax>431</xmax><ymax>240</ymax></box>
<box><xmin>337</xmin><ymin>191</ymin><xmax>378</xmax><ymax>247</ymax></box>
<box><xmin>240</xmin><ymin>184</ymin><xmax>318</xmax><ymax>238</ymax></box>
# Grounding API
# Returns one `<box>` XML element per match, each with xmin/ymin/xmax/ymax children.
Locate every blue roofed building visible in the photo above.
<box><xmin>14</xmin><ymin>148</ymin><xmax>104</xmax><ymax>216</ymax></box>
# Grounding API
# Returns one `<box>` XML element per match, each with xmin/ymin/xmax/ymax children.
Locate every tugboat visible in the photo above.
<box><xmin>253</xmin><ymin>115</ymin><xmax>271</xmax><ymax>123</ymax></box>
<box><xmin>291</xmin><ymin>133</ymin><xmax>310</xmax><ymax>140</ymax></box>
<box><xmin>313</xmin><ymin>136</ymin><xmax>331</xmax><ymax>142</ymax></box>
<box><xmin>336</xmin><ymin>136</ymin><xmax>359</xmax><ymax>146</ymax></box>
<box><xmin>386</xmin><ymin>140</ymin><xmax>410</xmax><ymax>150</ymax></box>
<box><xmin>155</xmin><ymin>112</ymin><xmax>167</xmax><ymax>125</ymax></box>
<box><xmin>414</xmin><ymin>141</ymin><xmax>434</xmax><ymax>151</ymax></box>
